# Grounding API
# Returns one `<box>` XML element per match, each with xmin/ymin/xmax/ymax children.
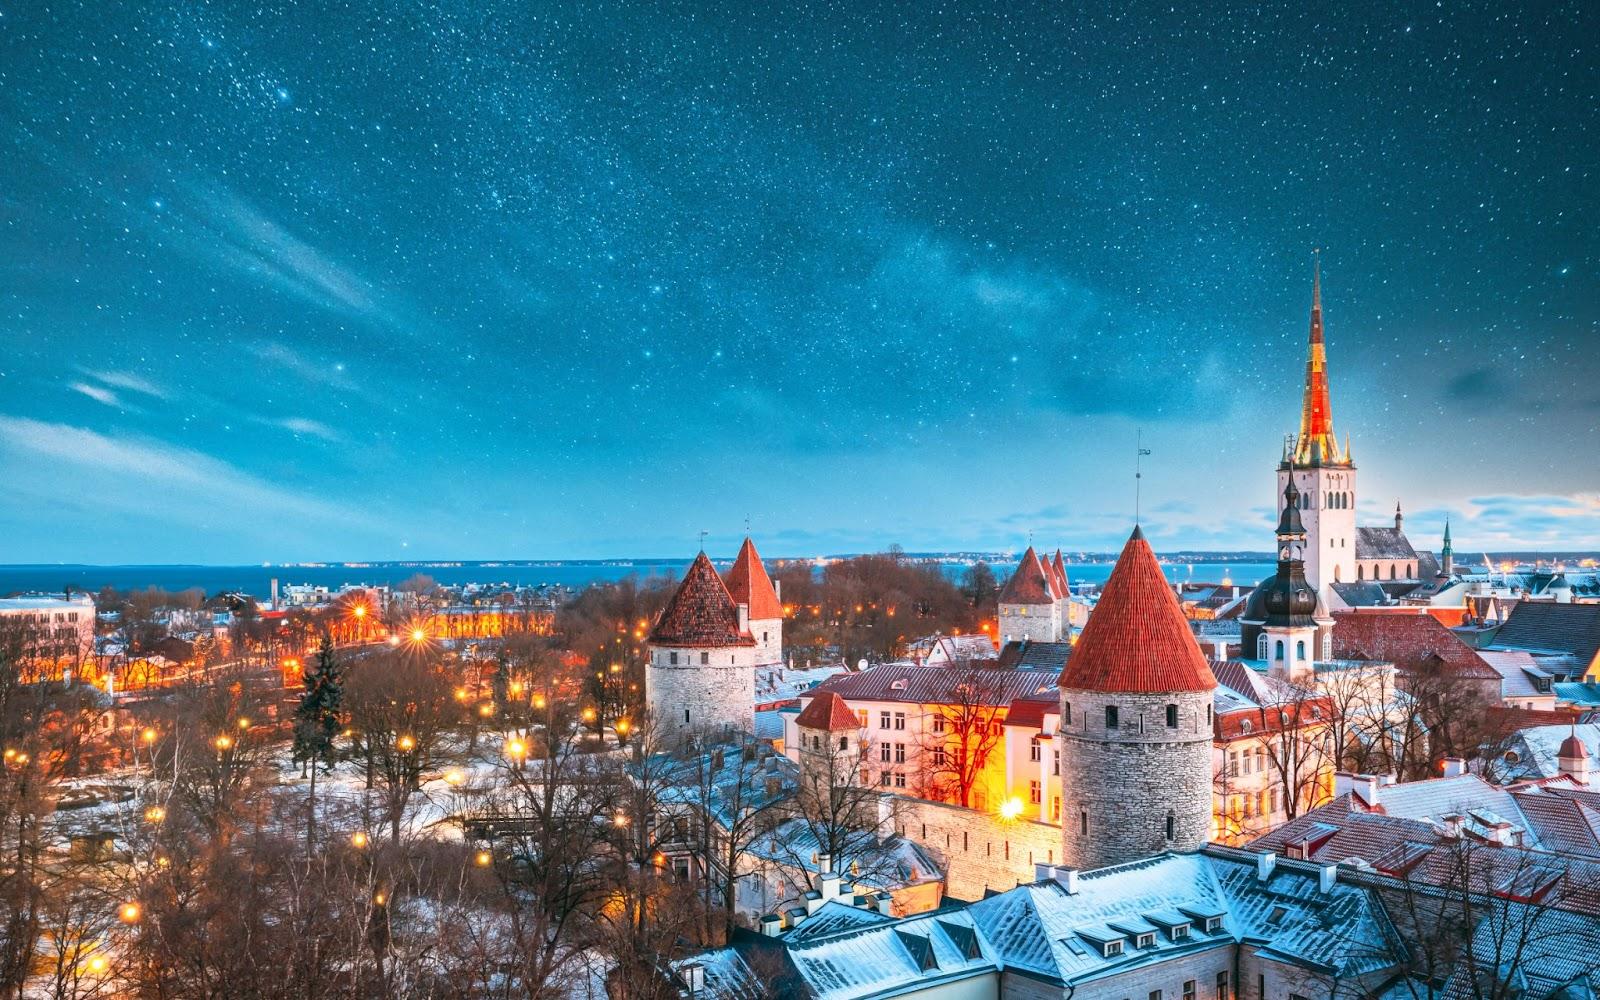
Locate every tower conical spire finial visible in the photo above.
<box><xmin>1292</xmin><ymin>249</ymin><xmax>1344</xmax><ymax>467</ymax></box>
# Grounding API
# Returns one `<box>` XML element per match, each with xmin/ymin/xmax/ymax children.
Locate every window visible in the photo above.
<box><xmin>700</xmin><ymin>651</ymin><xmax>709</xmax><ymax>665</ymax></box>
<box><xmin>1103</xmin><ymin>941</ymin><xmax>1123</xmax><ymax>957</ymax></box>
<box><xmin>1295</xmin><ymin>640</ymin><xmax>1305</xmax><ymax>660</ymax></box>
<box><xmin>1106</xmin><ymin>705</ymin><xmax>1119</xmax><ymax>729</ymax></box>
<box><xmin>1052</xmin><ymin>751</ymin><xmax>1060</xmax><ymax>776</ymax></box>
<box><xmin>1228</xmin><ymin>750</ymin><xmax>1239</xmax><ymax>777</ymax></box>
<box><xmin>1149</xmin><ymin>991</ymin><xmax>1162</xmax><ymax>1000</ymax></box>
<box><xmin>1166</xmin><ymin>812</ymin><xmax>1175</xmax><ymax>840</ymax></box>
<box><xmin>880</xmin><ymin>772</ymin><xmax>891</xmax><ymax>786</ymax></box>
<box><xmin>894</xmin><ymin>773</ymin><xmax>906</xmax><ymax>788</ymax></box>
<box><xmin>669</xmin><ymin>651</ymin><xmax>679</xmax><ymax>666</ymax></box>
<box><xmin>684</xmin><ymin>709</ymin><xmax>691</xmax><ymax>724</ymax></box>
<box><xmin>880</xmin><ymin>742</ymin><xmax>891</xmax><ymax>763</ymax></box>
<box><xmin>933</xmin><ymin>749</ymin><xmax>947</xmax><ymax>767</ymax></box>
<box><xmin>1166</xmin><ymin>704</ymin><xmax>1179</xmax><ymax>728</ymax></box>
<box><xmin>1079</xmin><ymin>810</ymin><xmax>1088</xmax><ymax>836</ymax></box>
<box><xmin>933</xmin><ymin>716</ymin><xmax>946</xmax><ymax>734</ymax></box>
<box><xmin>811</xmin><ymin>735</ymin><xmax>821</xmax><ymax>750</ymax></box>
<box><xmin>1184</xmin><ymin>981</ymin><xmax>1196</xmax><ymax>1000</ymax></box>
<box><xmin>1064</xmin><ymin>702</ymin><xmax>1071</xmax><ymax>724</ymax></box>
<box><xmin>893</xmin><ymin>712</ymin><xmax>906</xmax><ymax>730</ymax></box>
<box><xmin>1270</xmin><ymin>788</ymin><xmax>1281</xmax><ymax>814</ymax></box>
<box><xmin>838</xmin><ymin>737</ymin><xmax>849</xmax><ymax>751</ymax></box>
<box><xmin>1256</xmin><ymin>634</ymin><xmax>1268</xmax><ymax>659</ymax></box>
<box><xmin>1240</xmin><ymin>719</ymin><xmax>1252</xmax><ymax>734</ymax></box>
<box><xmin>1136</xmin><ymin>933</ymin><xmax>1155</xmax><ymax>949</ymax></box>
<box><xmin>762</xmin><ymin>631</ymin><xmax>769</xmax><ymax>643</ymax></box>
<box><xmin>1208</xmin><ymin>918</ymin><xmax>1224</xmax><ymax>934</ymax></box>
<box><xmin>857</xmin><ymin>710</ymin><xmax>869</xmax><ymax>729</ymax></box>
<box><xmin>880</xmin><ymin>711</ymin><xmax>891</xmax><ymax>729</ymax></box>
<box><xmin>1274</xmin><ymin>640</ymin><xmax>1285</xmax><ymax>660</ymax></box>
<box><xmin>1049</xmin><ymin>797</ymin><xmax>1061</xmax><ymax>821</ymax></box>
<box><xmin>1215</xmin><ymin>971</ymin><xmax>1229</xmax><ymax>1000</ymax></box>
<box><xmin>1029</xmin><ymin>780</ymin><xmax>1041</xmax><ymax>804</ymax></box>
<box><xmin>894</xmin><ymin>743</ymin><xmax>906</xmax><ymax>763</ymax></box>
<box><xmin>1172</xmin><ymin>925</ymin><xmax>1190</xmax><ymax>941</ymax></box>
<box><xmin>1030</xmin><ymin>743</ymin><xmax>1042</xmax><ymax>762</ymax></box>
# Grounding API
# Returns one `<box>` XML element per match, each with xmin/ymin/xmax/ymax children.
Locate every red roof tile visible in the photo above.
<box><xmin>795</xmin><ymin>692</ymin><xmax>860</xmax><ymax>731</ymax></box>
<box><xmin>723</xmin><ymin>536</ymin><xmax>783</xmax><ymax>620</ymax></box>
<box><xmin>999</xmin><ymin>547</ymin><xmax>1055</xmax><ymax>605</ymax></box>
<box><xmin>1057</xmin><ymin>527</ymin><xmax>1216</xmax><ymax>694</ymax></box>
<box><xmin>1330</xmin><ymin>611</ymin><xmax>1499</xmax><ymax>678</ymax></box>
<box><xmin>1052</xmin><ymin>550</ymin><xmax>1069</xmax><ymax>596</ymax></box>
<box><xmin>649</xmin><ymin>553</ymin><xmax>756</xmax><ymax>647</ymax></box>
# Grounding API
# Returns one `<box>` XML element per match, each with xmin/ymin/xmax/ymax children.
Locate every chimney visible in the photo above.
<box><xmin>1256</xmin><ymin>852</ymin><xmax>1277</xmax><ymax>881</ymax></box>
<box><xmin>1318</xmin><ymin>865</ymin><xmax>1338</xmax><ymax>892</ymax></box>
<box><xmin>1440</xmin><ymin>813</ymin><xmax>1464</xmax><ymax>839</ymax></box>
<box><xmin>875</xmin><ymin>893</ymin><xmax>895</xmax><ymax>916</ymax></box>
<box><xmin>1034</xmin><ymin>861</ymin><xmax>1054</xmax><ymax>883</ymax></box>
<box><xmin>804</xmin><ymin>890</ymin><xmax>825</xmax><ymax>915</ymax></box>
<box><xmin>1440</xmin><ymin>758</ymin><xmax>1467</xmax><ymax>778</ymax></box>
<box><xmin>819</xmin><ymin>871</ymin><xmax>842</xmax><ymax>901</ymax></box>
<box><xmin>759</xmin><ymin>914</ymin><xmax>783</xmax><ymax>937</ymax></box>
<box><xmin>737</xmin><ymin>603</ymin><xmax>750</xmax><ymax>634</ymax></box>
<box><xmin>1333</xmin><ymin>772</ymin><xmax>1380</xmax><ymax>806</ymax></box>
<box><xmin>817</xmin><ymin>853</ymin><xmax>832</xmax><ymax>875</ymax></box>
<box><xmin>1053</xmin><ymin>868</ymin><xmax>1080</xmax><ymax>894</ymax></box>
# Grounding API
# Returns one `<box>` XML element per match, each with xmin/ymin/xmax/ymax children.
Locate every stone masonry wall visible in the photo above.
<box><xmin>748</xmin><ymin>615</ymin><xmax>783</xmax><ymax>667</ymax></box>
<box><xmin>1058</xmin><ymin>689</ymin><xmax>1214</xmax><ymax>869</ymax></box>
<box><xmin>646</xmin><ymin>643</ymin><xmax>758</xmax><ymax>743</ymax></box>
<box><xmin>999</xmin><ymin>602</ymin><xmax>1062</xmax><ymax>644</ymax></box>
<box><xmin>885</xmin><ymin>795</ymin><xmax>1063</xmax><ymax>901</ymax></box>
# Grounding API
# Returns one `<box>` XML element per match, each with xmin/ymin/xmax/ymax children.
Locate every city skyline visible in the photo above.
<box><xmin>3</xmin><ymin>2</ymin><xmax>1596</xmax><ymax>563</ymax></box>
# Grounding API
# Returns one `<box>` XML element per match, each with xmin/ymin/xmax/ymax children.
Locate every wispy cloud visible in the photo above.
<box><xmin>0</xmin><ymin>415</ymin><xmax>376</xmax><ymax>532</ymax></box>
<box><xmin>78</xmin><ymin>368</ymin><xmax>168</xmax><ymax>400</ymax></box>
<box><xmin>271</xmin><ymin>416</ymin><xmax>343</xmax><ymax>442</ymax></box>
<box><xmin>67</xmin><ymin>381</ymin><xmax>123</xmax><ymax>408</ymax></box>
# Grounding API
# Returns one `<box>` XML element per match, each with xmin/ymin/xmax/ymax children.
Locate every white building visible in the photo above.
<box><xmin>0</xmin><ymin>594</ymin><xmax>97</xmax><ymax>677</ymax></box>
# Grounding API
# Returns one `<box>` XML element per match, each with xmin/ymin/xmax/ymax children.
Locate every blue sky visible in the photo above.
<box><xmin>1</xmin><ymin>1</ymin><xmax>1596</xmax><ymax>563</ymax></box>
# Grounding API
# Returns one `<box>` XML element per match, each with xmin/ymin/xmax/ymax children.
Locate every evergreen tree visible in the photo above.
<box><xmin>491</xmin><ymin>650</ymin><xmax>510</xmax><ymax>717</ymax></box>
<box><xmin>294</xmin><ymin>636</ymin><xmax>343</xmax><ymax>847</ymax></box>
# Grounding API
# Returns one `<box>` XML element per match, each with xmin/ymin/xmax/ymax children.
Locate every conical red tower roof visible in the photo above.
<box><xmin>649</xmin><ymin>552</ymin><xmax>755</xmax><ymax>647</ymax></box>
<box><xmin>1052</xmin><ymin>550</ymin><xmax>1069</xmax><ymax>595</ymax></box>
<box><xmin>1000</xmin><ymin>547</ymin><xmax>1055</xmax><ymax>604</ymax></box>
<box><xmin>795</xmin><ymin>692</ymin><xmax>859</xmax><ymax>732</ymax></box>
<box><xmin>1058</xmin><ymin>527</ymin><xmax>1216</xmax><ymax>694</ymax></box>
<box><xmin>723</xmin><ymin>537</ymin><xmax>782</xmax><ymax>620</ymax></box>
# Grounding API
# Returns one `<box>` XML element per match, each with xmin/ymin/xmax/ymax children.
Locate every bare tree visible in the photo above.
<box><xmin>344</xmin><ymin>649</ymin><xmax>455</xmax><ymax>844</ymax></box>
<box><xmin>920</xmin><ymin>667</ymin><xmax>1007</xmax><ymax>809</ymax></box>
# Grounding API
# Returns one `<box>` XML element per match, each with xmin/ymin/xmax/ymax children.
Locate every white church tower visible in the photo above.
<box><xmin>1276</xmin><ymin>254</ymin><xmax>1356</xmax><ymax>605</ymax></box>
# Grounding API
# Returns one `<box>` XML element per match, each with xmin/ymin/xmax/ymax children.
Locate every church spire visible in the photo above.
<box><xmin>1292</xmin><ymin>250</ymin><xmax>1347</xmax><ymax>467</ymax></box>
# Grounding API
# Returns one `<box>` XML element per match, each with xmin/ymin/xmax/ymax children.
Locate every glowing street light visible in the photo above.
<box><xmin>140</xmin><ymin>727</ymin><xmax>158</xmax><ymax>745</ymax></box>
<box><xmin>504</xmin><ymin>738</ymin><xmax>527</xmax><ymax>761</ymax></box>
<box><xmin>998</xmin><ymin>797</ymin><xmax>1024</xmax><ymax>821</ymax></box>
<box><xmin>87</xmin><ymin>956</ymin><xmax>109</xmax><ymax>975</ymax></box>
<box><xmin>237</xmin><ymin>717</ymin><xmax>251</xmax><ymax>730</ymax></box>
<box><xmin>612</xmin><ymin>812</ymin><xmax>629</xmax><ymax>827</ymax></box>
<box><xmin>119</xmin><ymin>902</ymin><xmax>142</xmax><ymax>924</ymax></box>
<box><xmin>410</xmin><ymin>628</ymin><xmax>426</xmax><ymax>643</ymax></box>
<box><xmin>397</xmin><ymin>734</ymin><xmax>416</xmax><ymax>752</ymax></box>
<box><xmin>478</xmin><ymin>703</ymin><xmax>493</xmax><ymax>718</ymax></box>
<box><xmin>214</xmin><ymin>734</ymin><xmax>233</xmax><ymax>752</ymax></box>
<box><xmin>475</xmin><ymin>850</ymin><xmax>492</xmax><ymax>867</ymax></box>
<box><xmin>581</xmin><ymin>707</ymin><xmax>597</xmax><ymax>723</ymax></box>
<box><xmin>615</xmin><ymin>719</ymin><xmax>631</xmax><ymax>738</ymax></box>
<box><xmin>144</xmin><ymin>806</ymin><xmax>166</xmax><ymax>824</ymax></box>
<box><xmin>350</xmin><ymin>831</ymin><xmax>369</xmax><ymax>849</ymax></box>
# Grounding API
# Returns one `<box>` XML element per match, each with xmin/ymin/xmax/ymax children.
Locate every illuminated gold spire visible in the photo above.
<box><xmin>1292</xmin><ymin>250</ymin><xmax>1346</xmax><ymax>466</ymax></box>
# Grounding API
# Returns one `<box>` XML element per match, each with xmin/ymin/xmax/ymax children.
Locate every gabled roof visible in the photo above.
<box><xmin>996</xmin><ymin>640</ymin><xmax>1073</xmax><ymax>672</ymax></box>
<box><xmin>1058</xmin><ymin>528</ymin><xmax>1216</xmax><ymax>694</ymax></box>
<box><xmin>649</xmin><ymin>552</ymin><xmax>756</xmax><ymax>647</ymax></box>
<box><xmin>1330</xmin><ymin>581</ymin><xmax>1392</xmax><ymax>608</ymax></box>
<box><xmin>1491</xmin><ymin>602</ymin><xmax>1600</xmax><ymax>665</ymax></box>
<box><xmin>795</xmin><ymin>692</ymin><xmax>859</xmax><ymax>732</ymax></box>
<box><xmin>1331</xmin><ymin>611</ymin><xmax>1499</xmax><ymax>678</ymax></box>
<box><xmin>1000</xmin><ymin>547</ymin><xmax>1056</xmax><ymax>605</ymax></box>
<box><xmin>723</xmin><ymin>537</ymin><xmax>783</xmax><ymax>621</ymax></box>
<box><xmin>1355</xmin><ymin>526</ymin><xmax>1418</xmax><ymax>562</ymax></box>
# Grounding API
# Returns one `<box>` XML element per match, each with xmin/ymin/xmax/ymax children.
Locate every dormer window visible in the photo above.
<box><xmin>1103</xmin><ymin>940</ymin><xmax>1124</xmax><ymax>957</ymax></box>
<box><xmin>1171</xmin><ymin>925</ymin><xmax>1190</xmax><ymax>941</ymax></box>
<box><xmin>1136</xmin><ymin>933</ymin><xmax>1155</xmax><ymax>949</ymax></box>
<box><xmin>1205</xmin><ymin>917</ymin><xmax>1223</xmax><ymax>933</ymax></box>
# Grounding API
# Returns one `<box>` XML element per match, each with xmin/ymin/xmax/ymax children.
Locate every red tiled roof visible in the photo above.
<box><xmin>1002</xmin><ymin>693</ymin><xmax>1059</xmax><ymax>730</ymax></box>
<box><xmin>795</xmin><ymin>692</ymin><xmax>860</xmax><ymax>731</ymax></box>
<box><xmin>1052</xmin><ymin>550</ymin><xmax>1069</xmax><ymax>596</ymax></box>
<box><xmin>1331</xmin><ymin>611</ymin><xmax>1499</xmax><ymax>678</ymax></box>
<box><xmin>648</xmin><ymin>552</ymin><xmax>756</xmax><ymax>647</ymax></box>
<box><xmin>1057</xmin><ymin>527</ymin><xmax>1216</xmax><ymax>694</ymax></box>
<box><xmin>723</xmin><ymin>536</ymin><xmax>783</xmax><ymax>620</ymax></box>
<box><xmin>999</xmin><ymin>547</ymin><xmax>1055</xmax><ymax>605</ymax></box>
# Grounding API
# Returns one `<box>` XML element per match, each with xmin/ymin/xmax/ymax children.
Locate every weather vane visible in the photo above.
<box><xmin>698</xmin><ymin>529</ymin><xmax>708</xmax><ymax>553</ymax></box>
<box><xmin>1135</xmin><ymin>430</ymin><xmax>1152</xmax><ymax>524</ymax></box>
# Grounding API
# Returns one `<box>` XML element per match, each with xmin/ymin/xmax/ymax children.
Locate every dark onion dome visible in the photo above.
<box><xmin>1260</xmin><ymin>564</ymin><xmax>1321</xmax><ymax>627</ymax></box>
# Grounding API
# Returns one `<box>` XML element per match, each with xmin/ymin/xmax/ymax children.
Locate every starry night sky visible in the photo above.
<box><xmin>2</xmin><ymin>2</ymin><xmax>1596</xmax><ymax>563</ymax></box>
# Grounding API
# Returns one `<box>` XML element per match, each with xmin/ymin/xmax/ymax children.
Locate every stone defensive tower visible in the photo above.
<box><xmin>722</xmin><ymin>536</ymin><xmax>784</xmax><ymax>668</ymax></box>
<box><xmin>1057</xmin><ymin>527</ymin><xmax>1218</xmax><ymax>869</ymax></box>
<box><xmin>646</xmin><ymin>552</ymin><xmax>759</xmax><ymax>744</ymax></box>
<box><xmin>998</xmin><ymin>546</ymin><xmax>1068</xmax><ymax>643</ymax></box>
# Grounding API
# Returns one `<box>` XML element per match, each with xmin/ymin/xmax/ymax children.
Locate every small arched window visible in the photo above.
<box><xmin>1257</xmin><ymin>634</ymin><xmax>1269</xmax><ymax>659</ymax></box>
<box><xmin>1296</xmin><ymin>640</ymin><xmax>1306</xmax><ymax>660</ymax></box>
<box><xmin>1064</xmin><ymin>702</ymin><xmax>1072</xmax><ymax>725</ymax></box>
<box><xmin>1274</xmin><ymin>640</ymin><xmax>1285</xmax><ymax>661</ymax></box>
<box><xmin>1358</xmin><ymin>565</ymin><xmax>1365</xmax><ymax>580</ymax></box>
<box><xmin>1166</xmin><ymin>704</ymin><xmax>1178</xmax><ymax>728</ymax></box>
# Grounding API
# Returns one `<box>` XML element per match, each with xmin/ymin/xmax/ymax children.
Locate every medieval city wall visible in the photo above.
<box><xmin>883</xmin><ymin>795</ymin><xmax>1063</xmax><ymax>901</ymax></box>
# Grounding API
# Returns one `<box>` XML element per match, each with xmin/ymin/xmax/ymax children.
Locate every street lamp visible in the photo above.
<box><xmin>350</xmin><ymin>831</ymin><xmax>369</xmax><ymax>849</ymax></box>
<box><xmin>119</xmin><ymin>902</ymin><xmax>141</xmax><ymax>924</ymax></box>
